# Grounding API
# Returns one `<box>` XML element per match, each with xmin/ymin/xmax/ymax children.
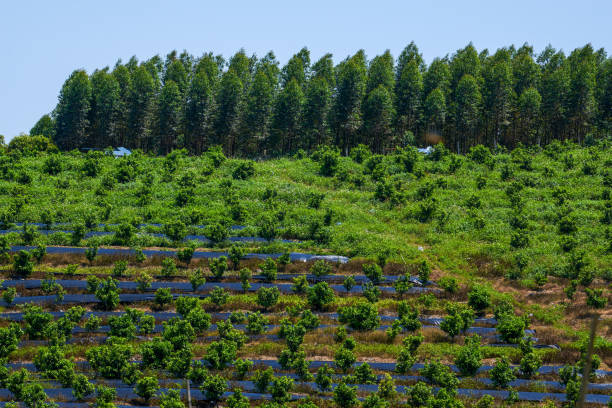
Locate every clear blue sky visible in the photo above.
<box><xmin>1</xmin><ymin>0</ymin><xmax>611</xmax><ymax>141</ymax></box>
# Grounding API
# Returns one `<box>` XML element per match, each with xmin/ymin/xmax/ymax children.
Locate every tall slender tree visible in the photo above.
<box><xmin>423</xmin><ymin>88</ymin><xmax>447</xmax><ymax>136</ymax></box>
<box><xmin>302</xmin><ymin>77</ymin><xmax>332</xmax><ymax>149</ymax></box>
<box><xmin>241</xmin><ymin>69</ymin><xmax>275</xmax><ymax>155</ymax></box>
<box><xmin>89</xmin><ymin>69</ymin><xmax>120</xmax><ymax>147</ymax></box>
<box><xmin>395</xmin><ymin>59</ymin><xmax>423</xmax><ymax>138</ymax></box>
<box><xmin>453</xmin><ymin>74</ymin><xmax>481</xmax><ymax>153</ymax></box>
<box><xmin>112</xmin><ymin>63</ymin><xmax>132</xmax><ymax>146</ymax></box>
<box><xmin>312</xmin><ymin>54</ymin><xmax>335</xmax><ymax>88</ymax></box>
<box><xmin>517</xmin><ymin>87</ymin><xmax>542</xmax><ymax>145</ymax></box>
<box><xmin>482</xmin><ymin>49</ymin><xmax>514</xmax><ymax>147</ymax></box>
<box><xmin>363</xmin><ymin>85</ymin><xmax>394</xmax><ymax>152</ymax></box>
<box><xmin>271</xmin><ymin>78</ymin><xmax>304</xmax><ymax>154</ymax></box>
<box><xmin>334</xmin><ymin>53</ymin><xmax>366</xmax><ymax>154</ymax></box>
<box><xmin>423</xmin><ymin>58</ymin><xmax>451</xmax><ymax>98</ymax></box>
<box><xmin>30</xmin><ymin>115</ymin><xmax>56</xmax><ymax>139</ymax></box>
<box><xmin>282</xmin><ymin>49</ymin><xmax>310</xmax><ymax>88</ymax></box>
<box><xmin>54</xmin><ymin>70</ymin><xmax>92</xmax><ymax>150</ymax></box>
<box><xmin>537</xmin><ymin>46</ymin><xmax>569</xmax><ymax>143</ymax></box>
<box><xmin>214</xmin><ymin>70</ymin><xmax>244</xmax><ymax>155</ymax></box>
<box><xmin>185</xmin><ymin>71</ymin><xmax>214</xmax><ymax>154</ymax></box>
<box><xmin>156</xmin><ymin>80</ymin><xmax>183</xmax><ymax>154</ymax></box>
<box><xmin>367</xmin><ymin>50</ymin><xmax>394</xmax><ymax>93</ymax></box>
<box><xmin>128</xmin><ymin>66</ymin><xmax>156</xmax><ymax>150</ymax></box>
<box><xmin>565</xmin><ymin>44</ymin><xmax>598</xmax><ymax>141</ymax></box>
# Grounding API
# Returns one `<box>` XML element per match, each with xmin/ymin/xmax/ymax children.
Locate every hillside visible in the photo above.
<box><xmin>0</xmin><ymin>139</ymin><xmax>610</xmax><ymax>407</ymax></box>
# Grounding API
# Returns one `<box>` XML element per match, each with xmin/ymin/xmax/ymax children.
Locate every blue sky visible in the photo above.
<box><xmin>1</xmin><ymin>0</ymin><xmax>611</xmax><ymax>141</ymax></box>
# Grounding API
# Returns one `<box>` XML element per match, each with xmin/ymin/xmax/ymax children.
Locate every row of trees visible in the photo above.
<box><xmin>33</xmin><ymin>43</ymin><xmax>611</xmax><ymax>156</ymax></box>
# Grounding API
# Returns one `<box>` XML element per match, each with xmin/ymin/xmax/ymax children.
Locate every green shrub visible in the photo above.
<box><xmin>455</xmin><ymin>335</ymin><xmax>483</xmax><ymax>376</ymax></box>
<box><xmin>468</xmin><ymin>285</ymin><xmax>491</xmax><ymax>314</ymax></box>
<box><xmin>363</xmin><ymin>263</ymin><xmax>383</xmax><ymax>284</ymax></box>
<box><xmin>112</xmin><ymin>260</ymin><xmax>128</xmax><ymax>277</ymax></box>
<box><xmin>154</xmin><ymin>288</ymin><xmax>173</xmax><ymax>309</ymax></box>
<box><xmin>310</xmin><ymin>259</ymin><xmax>332</xmax><ymax>278</ymax></box>
<box><xmin>439</xmin><ymin>276</ymin><xmax>458</xmax><ymax>294</ymax></box>
<box><xmin>13</xmin><ymin>250</ymin><xmax>33</xmax><ymax>277</ymax></box>
<box><xmin>307</xmin><ymin>281</ymin><xmax>335</xmax><ymax>310</ymax></box>
<box><xmin>209</xmin><ymin>256</ymin><xmax>228</xmax><ymax>279</ymax></box>
<box><xmin>209</xmin><ymin>286</ymin><xmax>229</xmax><ymax>308</ymax></box>
<box><xmin>490</xmin><ymin>357</ymin><xmax>516</xmax><ymax>388</ymax></box>
<box><xmin>338</xmin><ymin>302</ymin><xmax>380</xmax><ymax>331</ymax></box>
<box><xmin>232</xmin><ymin>160</ymin><xmax>256</xmax><ymax>180</ymax></box>
<box><xmin>312</xmin><ymin>145</ymin><xmax>340</xmax><ymax>176</ymax></box>
<box><xmin>256</xmin><ymin>286</ymin><xmax>279</xmax><ymax>310</ymax></box>
<box><xmin>259</xmin><ymin>257</ymin><xmax>277</xmax><ymax>282</ymax></box>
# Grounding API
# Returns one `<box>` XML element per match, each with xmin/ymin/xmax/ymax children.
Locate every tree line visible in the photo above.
<box><xmin>31</xmin><ymin>43</ymin><xmax>611</xmax><ymax>156</ymax></box>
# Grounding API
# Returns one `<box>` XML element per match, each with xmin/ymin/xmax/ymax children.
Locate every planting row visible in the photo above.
<box><xmin>8</xmin><ymin>246</ymin><xmax>349</xmax><ymax>263</ymax></box>
<box><xmin>1</xmin><ymin>230</ymin><xmax>297</xmax><ymax>244</ymax></box>
<box><xmin>0</xmin><ymin>380</ymin><xmax>610</xmax><ymax>405</ymax></box>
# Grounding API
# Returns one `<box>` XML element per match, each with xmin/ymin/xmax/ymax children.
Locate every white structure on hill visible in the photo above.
<box><xmin>112</xmin><ymin>147</ymin><xmax>131</xmax><ymax>158</ymax></box>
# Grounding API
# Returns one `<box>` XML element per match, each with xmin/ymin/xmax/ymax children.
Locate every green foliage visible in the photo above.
<box><xmin>154</xmin><ymin>287</ymin><xmax>173</xmax><ymax>309</ymax></box>
<box><xmin>209</xmin><ymin>286</ymin><xmax>229</xmax><ymax>308</ymax></box>
<box><xmin>189</xmin><ymin>268</ymin><xmax>206</xmax><ymax>291</ymax></box>
<box><xmin>312</xmin><ymin>364</ymin><xmax>333</xmax><ymax>392</ymax></box>
<box><xmin>209</xmin><ymin>256</ymin><xmax>228</xmax><ymax>279</ymax></box>
<box><xmin>86</xmin><ymin>341</ymin><xmax>134</xmax><ymax>379</ymax></box>
<box><xmin>307</xmin><ymin>281</ymin><xmax>335</xmax><ymax>310</ymax></box>
<box><xmin>259</xmin><ymin>257</ymin><xmax>278</xmax><ymax>281</ymax></box>
<box><xmin>439</xmin><ymin>276</ymin><xmax>458</xmax><ymax>293</ymax></box>
<box><xmin>310</xmin><ymin>259</ymin><xmax>332</xmax><ymax>277</ymax></box>
<box><xmin>417</xmin><ymin>260</ymin><xmax>431</xmax><ymax>284</ymax></box>
<box><xmin>396</xmin><ymin>334</ymin><xmax>423</xmax><ymax>374</ymax></box>
<box><xmin>269</xmin><ymin>376</ymin><xmax>294</xmax><ymax>403</ymax></box>
<box><xmin>161</xmin><ymin>257</ymin><xmax>177</xmax><ymax>277</ymax></box>
<box><xmin>112</xmin><ymin>260</ymin><xmax>128</xmax><ymax>277</ymax></box>
<box><xmin>440</xmin><ymin>303</ymin><xmax>474</xmax><ymax>339</ymax></box>
<box><xmin>205</xmin><ymin>222</ymin><xmax>228</xmax><ymax>243</ymax></box>
<box><xmin>455</xmin><ymin>335</ymin><xmax>483</xmax><ymax>376</ymax></box>
<box><xmin>467</xmin><ymin>285</ymin><xmax>491</xmax><ymax>314</ymax></box>
<box><xmin>159</xmin><ymin>389</ymin><xmax>185</xmax><ymax>408</ymax></box>
<box><xmin>253</xmin><ymin>367</ymin><xmax>275</xmax><ymax>393</ymax></box>
<box><xmin>335</xmin><ymin>347</ymin><xmax>356</xmax><ymax>373</ymax></box>
<box><xmin>136</xmin><ymin>271</ymin><xmax>152</xmax><ymax>292</ymax></box>
<box><xmin>94</xmin><ymin>277</ymin><xmax>121</xmax><ymax>310</ymax></box>
<box><xmin>72</xmin><ymin>373</ymin><xmax>95</xmax><ymax>401</ymax></box>
<box><xmin>363</xmin><ymin>281</ymin><xmax>381</xmax><ymax>303</ymax></box>
<box><xmin>333</xmin><ymin>381</ymin><xmax>358</xmax><ymax>408</ymax></box>
<box><xmin>497</xmin><ymin>313</ymin><xmax>528</xmax><ymax>344</ymax></box>
<box><xmin>226</xmin><ymin>388</ymin><xmax>249</xmax><ymax>408</ymax></box>
<box><xmin>134</xmin><ymin>376</ymin><xmax>158</xmax><ymax>402</ymax></box>
<box><xmin>338</xmin><ymin>302</ymin><xmax>380</xmax><ymax>331</ymax></box>
<box><xmin>421</xmin><ymin>360</ymin><xmax>459</xmax><ymax>390</ymax></box>
<box><xmin>363</xmin><ymin>263</ymin><xmax>383</xmax><ymax>284</ymax></box>
<box><xmin>239</xmin><ymin>267</ymin><xmax>251</xmax><ymax>292</ymax></box>
<box><xmin>343</xmin><ymin>275</ymin><xmax>356</xmax><ymax>292</ymax></box>
<box><xmin>257</xmin><ymin>286</ymin><xmax>280</xmax><ymax>310</ymax></box>
<box><xmin>246</xmin><ymin>311</ymin><xmax>269</xmax><ymax>334</ymax></box>
<box><xmin>232</xmin><ymin>160</ymin><xmax>256</xmax><ymax>180</ymax></box>
<box><xmin>229</xmin><ymin>244</ymin><xmax>246</xmax><ymax>269</ymax></box>
<box><xmin>164</xmin><ymin>219</ymin><xmax>187</xmax><ymax>242</ymax></box>
<box><xmin>205</xmin><ymin>339</ymin><xmax>237</xmax><ymax>370</ymax></box>
<box><xmin>2</xmin><ymin>287</ymin><xmax>17</xmax><ymax>305</ymax></box>
<box><xmin>292</xmin><ymin>275</ymin><xmax>309</xmax><ymax>294</ymax></box>
<box><xmin>313</xmin><ymin>145</ymin><xmax>340</xmax><ymax>176</ymax></box>
<box><xmin>490</xmin><ymin>357</ymin><xmax>517</xmax><ymax>388</ymax></box>
<box><xmin>200</xmin><ymin>374</ymin><xmax>227</xmax><ymax>404</ymax></box>
<box><xmin>12</xmin><ymin>250</ymin><xmax>33</xmax><ymax>277</ymax></box>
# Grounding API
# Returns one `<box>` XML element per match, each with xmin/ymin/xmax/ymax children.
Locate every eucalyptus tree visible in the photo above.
<box><xmin>54</xmin><ymin>70</ymin><xmax>92</xmax><ymax>150</ymax></box>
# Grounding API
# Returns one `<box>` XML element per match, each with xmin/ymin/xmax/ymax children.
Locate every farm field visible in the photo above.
<box><xmin>0</xmin><ymin>140</ymin><xmax>610</xmax><ymax>408</ymax></box>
